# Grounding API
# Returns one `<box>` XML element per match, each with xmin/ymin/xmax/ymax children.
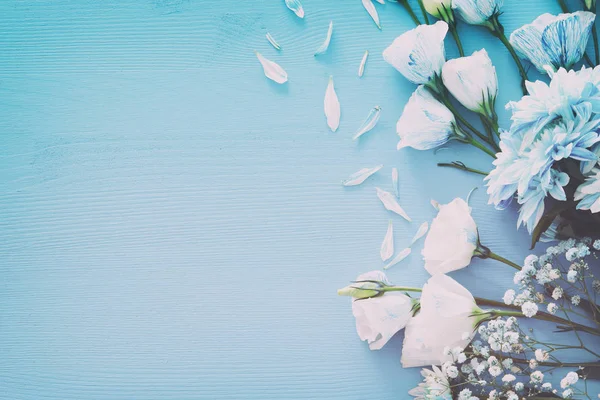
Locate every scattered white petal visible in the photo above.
<box><xmin>315</xmin><ymin>21</ymin><xmax>334</xmax><ymax>56</ymax></box>
<box><xmin>358</xmin><ymin>50</ymin><xmax>369</xmax><ymax>77</ymax></box>
<box><xmin>392</xmin><ymin>167</ymin><xmax>399</xmax><ymax>198</ymax></box>
<box><xmin>255</xmin><ymin>51</ymin><xmax>288</xmax><ymax>84</ymax></box>
<box><xmin>383</xmin><ymin>248</ymin><xmax>411</xmax><ymax>270</ymax></box>
<box><xmin>284</xmin><ymin>0</ymin><xmax>304</xmax><ymax>18</ymax></box>
<box><xmin>410</xmin><ymin>222</ymin><xmax>429</xmax><ymax>246</ymax></box>
<box><xmin>431</xmin><ymin>199</ymin><xmax>440</xmax><ymax>210</ymax></box>
<box><xmin>380</xmin><ymin>220</ymin><xmax>394</xmax><ymax>261</ymax></box>
<box><xmin>362</xmin><ymin>0</ymin><xmax>381</xmax><ymax>29</ymax></box>
<box><xmin>324</xmin><ymin>76</ymin><xmax>340</xmax><ymax>132</ymax></box>
<box><xmin>342</xmin><ymin>165</ymin><xmax>383</xmax><ymax>186</ymax></box>
<box><xmin>374</xmin><ymin>0</ymin><xmax>384</xmax><ymax>3</ymax></box>
<box><xmin>353</xmin><ymin>106</ymin><xmax>381</xmax><ymax>140</ymax></box>
<box><xmin>466</xmin><ymin>187</ymin><xmax>478</xmax><ymax>206</ymax></box>
<box><xmin>266</xmin><ymin>33</ymin><xmax>281</xmax><ymax>50</ymax></box>
<box><xmin>376</xmin><ymin>187</ymin><xmax>411</xmax><ymax>221</ymax></box>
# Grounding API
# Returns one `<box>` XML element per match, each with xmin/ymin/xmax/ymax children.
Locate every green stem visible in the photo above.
<box><xmin>468</xmin><ymin>137</ymin><xmax>496</xmax><ymax>158</ymax></box>
<box><xmin>584</xmin><ymin>53</ymin><xmax>595</xmax><ymax>67</ymax></box>
<box><xmin>487</xmin><ymin>250</ymin><xmax>522</xmax><ymax>270</ymax></box>
<box><xmin>416</xmin><ymin>0</ymin><xmax>429</xmax><ymax>24</ymax></box>
<box><xmin>557</xmin><ymin>0</ymin><xmax>569</xmax><ymax>12</ymax></box>
<box><xmin>488</xmin><ymin>16</ymin><xmax>528</xmax><ymax>95</ymax></box>
<box><xmin>480</xmin><ymin>116</ymin><xmax>501</xmax><ymax>152</ymax></box>
<box><xmin>449</xmin><ymin>23</ymin><xmax>465</xmax><ymax>57</ymax></box>
<box><xmin>437</xmin><ymin>162</ymin><xmax>489</xmax><ymax>176</ymax></box>
<box><xmin>382</xmin><ymin>286</ymin><xmax>422</xmax><ymax>293</ymax></box>
<box><xmin>399</xmin><ymin>0</ymin><xmax>421</xmax><ymax>26</ymax></box>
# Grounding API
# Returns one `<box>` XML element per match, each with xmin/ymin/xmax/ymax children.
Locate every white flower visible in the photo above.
<box><xmin>422</xmin><ymin>198</ymin><xmax>479</xmax><ymax>275</ymax></box>
<box><xmin>571</xmin><ymin>295</ymin><xmax>581</xmax><ymax>305</ymax></box>
<box><xmin>445</xmin><ymin>364</ymin><xmax>459</xmax><ymax>378</ymax></box>
<box><xmin>502</xmin><ymin>374</ymin><xmax>516</xmax><ymax>383</ymax></box>
<box><xmin>396</xmin><ymin>86</ymin><xmax>458</xmax><ymax>151</ymax></box>
<box><xmin>562</xmin><ymin>389</ymin><xmax>574</xmax><ymax>398</ymax></box>
<box><xmin>452</xmin><ymin>0</ymin><xmax>503</xmax><ymax>26</ymax></box>
<box><xmin>535</xmin><ymin>349</ymin><xmax>549</xmax><ymax>362</ymax></box>
<box><xmin>567</xmin><ymin>270</ymin><xmax>577</xmax><ymax>282</ymax></box>
<box><xmin>509</xmin><ymin>12</ymin><xmax>596</xmax><ymax>73</ymax></box>
<box><xmin>383</xmin><ymin>21</ymin><xmax>448</xmax><ymax>85</ymax></box>
<box><xmin>521</xmin><ymin>301</ymin><xmax>539</xmax><ymax>317</ymax></box>
<box><xmin>442</xmin><ymin>49</ymin><xmax>498</xmax><ymax>116</ymax></box>
<box><xmin>506</xmin><ymin>392</ymin><xmax>518</xmax><ymax>400</ymax></box>
<box><xmin>530</xmin><ymin>370</ymin><xmax>544</xmax><ymax>383</ymax></box>
<box><xmin>503</xmin><ymin>289</ymin><xmax>516</xmax><ymax>305</ymax></box>
<box><xmin>560</xmin><ymin>371</ymin><xmax>579</xmax><ymax>389</ymax></box>
<box><xmin>488</xmin><ymin>365</ymin><xmax>502</xmax><ymax>377</ymax></box>
<box><xmin>409</xmin><ymin>366</ymin><xmax>452</xmax><ymax>400</ymax></box>
<box><xmin>339</xmin><ymin>271</ymin><xmax>414</xmax><ymax>350</ymax></box>
<box><xmin>422</xmin><ymin>0</ymin><xmax>453</xmax><ymax>20</ymax></box>
<box><xmin>552</xmin><ymin>287</ymin><xmax>564</xmax><ymax>300</ymax></box>
<box><xmin>547</xmin><ymin>303</ymin><xmax>558</xmax><ymax>314</ymax></box>
<box><xmin>401</xmin><ymin>275</ymin><xmax>483</xmax><ymax>367</ymax></box>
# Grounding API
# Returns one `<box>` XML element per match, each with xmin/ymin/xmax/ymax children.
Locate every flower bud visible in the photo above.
<box><xmin>422</xmin><ymin>0</ymin><xmax>453</xmax><ymax>22</ymax></box>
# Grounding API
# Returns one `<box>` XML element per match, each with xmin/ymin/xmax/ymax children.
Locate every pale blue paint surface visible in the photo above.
<box><xmin>0</xmin><ymin>0</ymin><xmax>596</xmax><ymax>398</ymax></box>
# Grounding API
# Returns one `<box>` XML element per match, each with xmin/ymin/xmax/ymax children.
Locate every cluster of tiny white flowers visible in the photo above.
<box><xmin>560</xmin><ymin>371</ymin><xmax>579</xmax><ymax>389</ymax></box>
<box><xmin>478</xmin><ymin>318</ymin><xmax>520</xmax><ymax>353</ymax></box>
<box><xmin>521</xmin><ymin>301</ymin><xmax>539</xmax><ymax>318</ymax></box>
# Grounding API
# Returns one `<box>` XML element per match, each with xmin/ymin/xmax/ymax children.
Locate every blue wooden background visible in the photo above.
<box><xmin>1</xmin><ymin>0</ymin><xmax>596</xmax><ymax>398</ymax></box>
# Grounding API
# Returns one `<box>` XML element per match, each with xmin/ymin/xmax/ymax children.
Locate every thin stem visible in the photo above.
<box><xmin>487</xmin><ymin>251</ymin><xmax>522</xmax><ymax>270</ymax></box>
<box><xmin>399</xmin><ymin>0</ymin><xmax>421</xmax><ymax>26</ymax></box>
<box><xmin>557</xmin><ymin>0</ymin><xmax>569</xmax><ymax>13</ymax></box>
<box><xmin>449</xmin><ymin>24</ymin><xmax>465</xmax><ymax>56</ymax></box>
<box><xmin>468</xmin><ymin>137</ymin><xmax>497</xmax><ymax>158</ymax></box>
<box><xmin>416</xmin><ymin>0</ymin><xmax>429</xmax><ymax>24</ymax></box>
<box><xmin>382</xmin><ymin>286</ymin><xmax>422</xmax><ymax>293</ymax></box>
<box><xmin>480</xmin><ymin>116</ymin><xmax>501</xmax><ymax>152</ymax></box>
<box><xmin>584</xmin><ymin>53</ymin><xmax>595</xmax><ymax>67</ymax></box>
<box><xmin>437</xmin><ymin>162</ymin><xmax>489</xmax><ymax>176</ymax></box>
<box><xmin>488</xmin><ymin>16</ymin><xmax>528</xmax><ymax>95</ymax></box>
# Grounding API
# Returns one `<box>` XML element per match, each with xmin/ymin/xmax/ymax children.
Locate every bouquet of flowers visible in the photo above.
<box><xmin>331</xmin><ymin>0</ymin><xmax>600</xmax><ymax>398</ymax></box>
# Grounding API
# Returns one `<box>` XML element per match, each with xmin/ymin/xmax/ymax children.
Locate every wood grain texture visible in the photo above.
<box><xmin>1</xmin><ymin>0</ymin><xmax>597</xmax><ymax>398</ymax></box>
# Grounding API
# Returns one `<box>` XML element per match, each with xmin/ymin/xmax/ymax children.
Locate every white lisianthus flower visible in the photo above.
<box><xmin>509</xmin><ymin>12</ymin><xmax>596</xmax><ymax>73</ymax></box>
<box><xmin>422</xmin><ymin>198</ymin><xmax>479</xmax><ymax>275</ymax></box>
<box><xmin>408</xmin><ymin>365</ymin><xmax>452</xmax><ymax>400</ymax></box>
<box><xmin>401</xmin><ymin>275</ymin><xmax>485</xmax><ymax>367</ymax></box>
<box><xmin>338</xmin><ymin>271</ymin><xmax>414</xmax><ymax>350</ymax></box>
<box><xmin>442</xmin><ymin>49</ymin><xmax>498</xmax><ymax>117</ymax></box>
<box><xmin>383</xmin><ymin>21</ymin><xmax>448</xmax><ymax>85</ymax></box>
<box><xmin>452</xmin><ymin>0</ymin><xmax>503</xmax><ymax>26</ymax></box>
<box><xmin>396</xmin><ymin>86</ymin><xmax>462</xmax><ymax>151</ymax></box>
<box><xmin>422</xmin><ymin>0</ymin><xmax>453</xmax><ymax>21</ymax></box>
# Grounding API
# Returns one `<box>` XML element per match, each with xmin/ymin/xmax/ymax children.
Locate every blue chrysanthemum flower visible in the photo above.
<box><xmin>509</xmin><ymin>11</ymin><xmax>595</xmax><ymax>74</ymax></box>
<box><xmin>575</xmin><ymin>168</ymin><xmax>600</xmax><ymax>213</ymax></box>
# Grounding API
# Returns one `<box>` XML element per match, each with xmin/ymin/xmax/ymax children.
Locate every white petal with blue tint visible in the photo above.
<box><xmin>266</xmin><ymin>33</ymin><xmax>281</xmax><ymax>50</ymax></box>
<box><xmin>452</xmin><ymin>0</ymin><xmax>503</xmax><ymax>25</ymax></box>
<box><xmin>392</xmin><ymin>168</ymin><xmax>399</xmax><ymax>198</ymax></box>
<box><xmin>358</xmin><ymin>51</ymin><xmax>369</xmax><ymax>77</ymax></box>
<box><xmin>353</xmin><ymin>106</ymin><xmax>381</xmax><ymax>140</ymax></box>
<box><xmin>255</xmin><ymin>52</ymin><xmax>288</xmax><ymax>84</ymax></box>
<box><xmin>382</xmin><ymin>21</ymin><xmax>448</xmax><ymax>85</ymax></box>
<box><xmin>324</xmin><ymin>76</ymin><xmax>340</xmax><ymax>132</ymax></box>
<box><xmin>431</xmin><ymin>199</ymin><xmax>440</xmax><ymax>210</ymax></box>
<box><xmin>362</xmin><ymin>0</ymin><xmax>381</xmax><ymax>29</ymax></box>
<box><xmin>376</xmin><ymin>187</ymin><xmax>412</xmax><ymax>221</ymax></box>
<box><xmin>380</xmin><ymin>221</ymin><xmax>394</xmax><ymax>261</ymax></box>
<box><xmin>383</xmin><ymin>248</ymin><xmax>411</xmax><ymax>270</ymax></box>
<box><xmin>510</xmin><ymin>11</ymin><xmax>595</xmax><ymax>73</ymax></box>
<box><xmin>315</xmin><ymin>21</ymin><xmax>334</xmax><ymax>56</ymax></box>
<box><xmin>284</xmin><ymin>0</ymin><xmax>304</xmax><ymax>18</ymax></box>
<box><xmin>410</xmin><ymin>222</ymin><xmax>429</xmax><ymax>246</ymax></box>
<box><xmin>342</xmin><ymin>165</ymin><xmax>383</xmax><ymax>186</ymax></box>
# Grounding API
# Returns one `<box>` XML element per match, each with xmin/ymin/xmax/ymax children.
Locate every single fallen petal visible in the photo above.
<box><xmin>358</xmin><ymin>50</ymin><xmax>369</xmax><ymax>77</ymax></box>
<box><xmin>284</xmin><ymin>0</ymin><xmax>304</xmax><ymax>18</ymax></box>
<box><xmin>392</xmin><ymin>167</ymin><xmax>399</xmax><ymax>198</ymax></box>
<box><xmin>342</xmin><ymin>165</ymin><xmax>383</xmax><ymax>186</ymax></box>
<box><xmin>315</xmin><ymin>21</ymin><xmax>334</xmax><ymax>56</ymax></box>
<box><xmin>374</xmin><ymin>0</ymin><xmax>384</xmax><ymax>3</ymax></box>
<box><xmin>376</xmin><ymin>187</ymin><xmax>411</xmax><ymax>221</ymax></box>
<box><xmin>410</xmin><ymin>222</ymin><xmax>429</xmax><ymax>246</ymax></box>
<box><xmin>353</xmin><ymin>106</ymin><xmax>381</xmax><ymax>140</ymax></box>
<box><xmin>380</xmin><ymin>220</ymin><xmax>394</xmax><ymax>261</ymax></box>
<box><xmin>466</xmin><ymin>187</ymin><xmax>478</xmax><ymax>206</ymax></box>
<box><xmin>383</xmin><ymin>248</ymin><xmax>411</xmax><ymax>270</ymax></box>
<box><xmin>255</xmin><ymin>51</ymin><xmax>288</xmax><ymax>84</ymax></box>
<box><xmin>431</xmin><ymin>199</ymin><xmax>440</xmax><ymax>210</ymax></box>
<box><xmin>362</xmin><ymin>0</ymin><xmax>381</xmax><ymax>29</ymax></box>
<box><xmin>266</xmin><ymin>33</ymin><xmax>281</xmax><ymax>50</ymax></box>
<box><xmin>324</xmin><ymin>76</ymin><xmax>340</xmax><ymax>132</ymax></box>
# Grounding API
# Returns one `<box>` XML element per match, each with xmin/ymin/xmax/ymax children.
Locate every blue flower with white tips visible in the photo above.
<box><xmin>575</xmin><ymin>168</ymin><xmax>600</xmax><ymax>213</ymax></box>
<box><xmin>509</xmin><ymin>12</ymin><xmax>595</xmax><ymax>73</ymax></box>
